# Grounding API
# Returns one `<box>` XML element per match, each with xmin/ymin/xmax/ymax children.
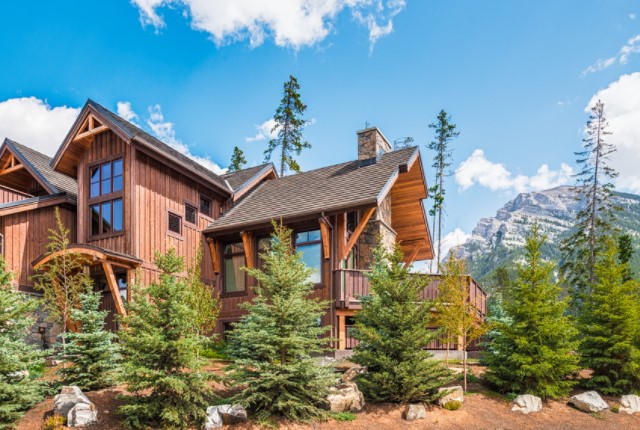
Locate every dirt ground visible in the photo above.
<box><xmin>16</xmin><ymin>363</ymin><xmax>640</xmax><ymax>430</ymax></box>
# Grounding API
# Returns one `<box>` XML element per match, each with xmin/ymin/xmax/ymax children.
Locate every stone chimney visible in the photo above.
<box><xmin>357</xmin><ymin>127</ymin><xmax>391</xmax><ymax>161</ymax></box>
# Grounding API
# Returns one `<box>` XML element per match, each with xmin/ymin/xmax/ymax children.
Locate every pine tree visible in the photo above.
<box><xmin>578</xmin><ymin>239</ymin><xmax>640</xmax><ymax>395</ymax></box>
<box><xmin>227</xmin><ymin>223</ymin><xmax>333</xmax><ymax>422</ymax></box>
<box><xmin>485</xmin><ymin>224</ymin><xmax>579</xmax><ymax>399</ymax></box>
<box><xmin>617</xmin><ymin>233</ymin><xmax>634</xmax><ymax>282</ymax></box>
<box><xmin>118</xmin><ymin>250</ymin><xmax>217</xmax><ymax>430</ymax></box>
<box><xmin>228</xmin><ymin>146</ymin><xmax>247</xmax><ymax>172</ymax></box>
<box><xmin>560</xmin><ymin>100</ymin><xmax>619</xmax><ymax>312</ymax></box>
<box><xmin>0</xmin><ymin>257</ymin><xmax>46</xmax><ymax>427</ymax></box>
<box><xmin>428</xmin><ymin>110</ymin><xmax>458</xmax><ymax>272</ymax></box>
<box><xmin>33</xmin><ymin>207</ymin><xmax>92</xmax><ymax>361</ymax></box>
<box><xmin>57</xmin><ymin>290</ymin><xmax>120</xmax><ymax>391</ymax></box>
<box><xmin>351</xmin><ymin>243</ymin><xmax>453</xmax><ymax>404</ymax></box>
<box><xmin>263</xmin><ymin>75</ymin><xmax>311</xmax><ymax>176</ymax></box>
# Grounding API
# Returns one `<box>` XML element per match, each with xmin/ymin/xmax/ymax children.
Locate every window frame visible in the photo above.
<box><xmin>294</xmin><ymin>229</ymin><xmax>323</xmax><ymax>286</ymax></box>
<box><xmin>184</xmin><ymin>201</ymin><xmax>198</xmax><ymax>226</ymax></box>
<box><xmin>222</xmin><ymin>241</ymin><xmax>248</xmax><ymax>297</ymax></box>
<box><xmin>200</xmin><ymin>195</ymin><xmax>212</xmax><ymax>218</ymax></box>
<box><xmin>87</xmin><ymin>156</ymin><xmax>125</xmax><ymax>239</ymax></box>
<box><xmin>167</xmin><ymin>211</ymin><xmax>183</xmax><ymax>238</ymax></box>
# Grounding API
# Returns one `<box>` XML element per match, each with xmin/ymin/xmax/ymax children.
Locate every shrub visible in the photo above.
<box><xmin>333</xmin><ymin>412</ymin><xmax>357</xmax><ymax>421</ymax></box>
<box><xmin>443</xmin><ymin>400</ymin><xmax>462</xmax><ymax>411</ymax></box>
<box><xmin>43</xmin><ymin>414</ymin><xmax>65</xmax><ymax>430</ymax></box>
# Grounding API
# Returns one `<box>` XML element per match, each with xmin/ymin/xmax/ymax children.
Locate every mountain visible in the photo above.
<box><xmin>460</xmin><ymin>186</ymin><xmax>640</xmax><ymax>286</ymax></box>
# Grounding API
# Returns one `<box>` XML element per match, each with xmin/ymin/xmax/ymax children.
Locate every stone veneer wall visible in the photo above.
<box><xmin>357</xmin><ymin>194</ymin><xmax>396</xmax><ymax>270</ymax></box>
<box><xmin>357</xmin><ymin>128</ymin><xmax>392</xmax><ymax>160</ymax></box>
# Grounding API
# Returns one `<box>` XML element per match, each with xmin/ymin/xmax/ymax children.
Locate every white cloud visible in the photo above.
<box><xmin>630</xmin><ymin>13</ymin><xmax>636</xmax><ymax>20</ymax></box>
<box><xmin>246</xmin><ymin>118</ymin><xmax>279</xmax><ymax>142</ymax></box>
<box><xmin>116</xmin><ymin>101</ymin><xmax>140</xmax><ymax>125</ymax></box>
<box><xmin>587</xmin><ymin>72</ymin><xmax>640</xmax><ymax>193</ymax></box>
<box><xmin>455</xmin><ymin>149</ymin><xmax>574</xmax><ymax>194</ymax></box>
<box><xmin>439</xmin><ymin>228</ymin><xmax>472</xmax><ymax>262</ymax></box>
<box><xmin>130</xmin><ymin>0</ymin><xmax>406</xmax><ymax>50</ymax></box>
<box><xmin>582</xmin><ymin>34</ymin><xmax>640</xmax><ymax>75</ymax></box>
<box><xmin>0</xmin><ymin>97</ymin><xmax>80</xmax><ymax>156</ymax></box>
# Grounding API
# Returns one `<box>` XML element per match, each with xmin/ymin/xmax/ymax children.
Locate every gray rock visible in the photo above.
<box><xmin>54</xmin><ymin>386</ymin><xmax>93</xmax><ymax>417</ymax></box>
<box><xmin>205</xmin><ymin>404</ymin><xmax>247</xmax><ymax>429</ymax></box>
<box><xmin>205</xmin><ymin>406</ymin><xmax>223</xmax><ymax>430</ymax></box>
<box><xmin>402</xmin><ymin>403</ymin><xmax>427</xmax><ymax>421</ymax></box>
<box><xmin>511</xmin><ymin>394</ymin><xmax>542</xmax><ymax>414</ymax></box>
<box><xmin>568</xmin><ymin>391</ymin><xmax>609</xmax><ymax>413</ymax></box>
<box><xmin>7</xmin><ymin>370</ymin><xmax>29</xmax><ymax>380</ymax></box>
<box><xmin>45</xmin><ymin>357</ymin><xmax>63</xmax><ymax>367</ymax></box>
<box><xmin>67</xmin><ymin>403</ymin><xmax>97</xmax><ymax>428</ymax></box>
<box><xmin>340</xmin><ymin>366</ymin><xmax>366</xmax><ymax>383</ymax></box>
<box><xmin>326</xmin><ymin>382</ymin><xmax>365</xmax><ymax>412</ymax></box>
<box><xmin>620</xmin><ymin>394</ymin><xmax>640</xmax><ymax>414</ymax></box>
<box><xmin>438</xmin><ymin>386</ymin><xmax>464</xmax><ymax>407</ymax></box>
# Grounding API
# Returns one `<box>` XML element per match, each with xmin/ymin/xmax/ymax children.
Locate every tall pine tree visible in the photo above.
<box><xmin>560</xmin><ymin>100</ymin><xmax>619</xmax><ymax>312</ymax></box>
<box><xmin>352</xmin><ymin>243</ymin><xmax>453</xmax><ymax>404</ymax></box>
<box><xmin>58</xmin><ymin>290</ymin><xmax>120</xmax><ymax>391</ymax></box>
<box><xmin>579</xmin><ymin>239</ymin><xmax>640</xmax><ymax>395</ymax></box>
<box><xmin>428</xmin><ymin>110</ymin><xmax>458</xmax><ymax>272</ymax></box>
<box><xmin>0</xmin><ymin>257</ymin><xmax>46</xmax><ymax>427</ymax></box>
<box><xmin>485</xmin><ymin>224</ymin><xmax>579</xmax><ymax>399</ymax></box>
<box><xmin>227</xmin><ymin>223</ymin><xmax>332</xmax><ymax>422</ymax></box>
<box><xmin>118</xmin><ymin>250</ymin><xmax>217</xmax><ymax>430</ymax></box>
<box><xmin>228</xmin><ymin>146</ymin><xmax>247</xmax><ymax>172</ymax></box>
<box><xmin>617</xmin><ymin>233</ymin><xmax>634</xmax><ymax>282</ymax></box>
<box><xmin>263</xmin><ymin>75</ymin><xmax>310</xmax><ymax>176</ymax></box>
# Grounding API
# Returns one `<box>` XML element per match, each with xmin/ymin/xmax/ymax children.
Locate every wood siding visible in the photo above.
<box><xmin>0</xmin><ymin>186</ymin><xmax>31</xmax><ymax>204</ymax></box>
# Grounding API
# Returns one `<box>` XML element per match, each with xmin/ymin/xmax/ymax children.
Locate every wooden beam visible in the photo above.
<box><xmin>206</xmin><ymin>238</ymin><xmax>221</xmax><ymax>274</ymax></box>
<box><xmin>0</xmin><ymin>163</ymin><xmax>24</xmax><ymax>177</ymax></box>
<box><xmin>338</xmin><ymin>314</ymin><xmax>346</xmax><ymax>350</ymax></box>
<box><xmin>73</xmin><ymin>125</ymin><xmax>109</xmax><ymax>142</ymax></box>
<box><xmin>403</xmin><ymin>240</ymin><xmax>425</xmax><ymax>268</ymax></box>
<box><xmin>341</xmin><ymin>207</ymin><xmax>376</xmax><ymax>261</ymax></box>
<box><xmin>318</xmin><ymin>218</ymin><xmax>331</xmax><ymax>260</ymax></box>
<box><xmin>240</xmin><ymin>231</ymin><xmax>255</xmax><ymax>269</ymax></box>
<box><xmin>1</xmin><ymin>153</ymin><xmax>14</xmax><ymax>171</ymax></box>
<box><xmin>335</xmin><ymin>213</ymin><xmax>347</xmax><ymax>267</ymax></box>
<box><xmin>102</xmin><ymin>261</ymin><xmax>127</xmax><ymax>317</ymax></box>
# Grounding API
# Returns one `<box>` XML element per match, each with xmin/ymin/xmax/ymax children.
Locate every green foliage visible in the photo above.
<box><xmin>185</xmin><ymin>247</ymin><xmax>220</xmax><ymax>341</ymax></box>
<box><xmin>332</xmin><ymin>412</ymin><xmax>356</xmax><ymax>421</ymax></box>
<box><xmin>58</xmin><ymin>290</ymin><xmax>120</xmax><ymax>391</ymax></box>
<box><xmin>263</xmin><ymin>75</ymin><xmax>311</xmax><ymax>176</ymax></box>
<box><xmin>0</xmin><ymin>257</ymin><xmax>46</xmax><ymax>428</ymax></box>
<box><xmin>617</xmin><ymin>233</ymin><xmax>634</xmax><ymax>282</ymax></box>
<box><xmin>118</xmin><ymin>249</ymin><xmax>217</xmax><ymax>430</ymax></box>
<box><xmin>443</xmin><ymin>400</ymin><xmax>462</xmax><ymax>411</ymax></box>
<box><xmin>485</xmin><ymin>224</ymin><xmax>580</xmax><ymax>399</ymax></box>
<box><xmin>201</xmin><ymin>342</ymin><xmax>229</xmax><ymax>360</ymax></box>
<box><xmin>578</xmin><ymin>239</ymin><xmax>640</xmax><ymax>395</ymax></box>
<box><xmin>228</xmin><ymin>146</ymin><xmax>247</xmax><ymax>172</ymax></box>
<box><xmin>351</xmin><ymin>243</ymin><xmax>453</xmax><ymax>404</ymax></box>
<box><xmin>227</xmin><ymin>222</ymin><xmax>333</xmax><ymax>422</ymax></box>
<box><xmin>43</xmin><ymin>414</ymin><xmax>65</xmax><ymax>430</ymax></box>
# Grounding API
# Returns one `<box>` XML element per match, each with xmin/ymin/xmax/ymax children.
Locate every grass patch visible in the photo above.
<box><xmin>332</xmin><ymin>412</ymin><xmax>357</xmax><ymax>421</ymax></box>
<box><xmin>611</xmin><ymin>405</ymin><xmax>620</xmax><ymax>414</ymax></box>
<box><xmin>201</xmin><ymin>341</ymin><xmax>229</xmax><ymax>360</ymax></box>
<box><xmin>443</xmin><ymin>400</ymin><xmax>462</xmax><ymax>411</ymax></box>
<box><xmin>43</xmin><ymin>414</ymin><xmax>65</xmax><ymax>430</ymax></box>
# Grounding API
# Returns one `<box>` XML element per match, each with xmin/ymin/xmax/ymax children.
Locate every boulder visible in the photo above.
<box><xmin>205</xmin><ymin>404</ymin><xmax>247</xmax><ymax>429</ymax></box>
<box><xmin>205</xmin><ymin>407</ymin><xmax>223</xmax><ymax>430</ymax></box>
<box><xmin>54</xmin><ymin>386</ymin><xmax>93</xmax><ymax>417</ymax></box>
<box><xmin>67</xmin><ymin>403</ymin><xmax>98</xmax><ymax>428</ymax></box>
<box><xmin>620</xmin><ymin>394</ymin><xmax>640</xmax><ymax>415</ymax></box>
<box><xmin>568</xmin><ymin>391</ymin><xmax>609</xmax><ymax>413</ymax></box>
<box><xmin>326</xmin><ymin>382</ymin><xmax>365</xmax><ymax>412</ymax></box>
<box><xmin>402</xmin><ymin>403</ymin><xmax>427</xmax><ymax>421</ymax></box>
<box><xmin>511</xmin><ymin>394</ymin><xmax>542</xmax><ymax>414</ymax></box>
<box><xmin>437</xmin><ymin>386</ymin><xmax>464</xmax><ymax>407</ymax></box>
<box><xmin>340</xmin><ymin>366</ymin><xmax>366</xmax><ymax>383</ymax></box>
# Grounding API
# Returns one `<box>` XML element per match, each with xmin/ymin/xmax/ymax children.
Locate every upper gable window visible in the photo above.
<box><xmin>90</xmin><ymin>159</ymin><xmax>123</xmax><ymax>198</ymax></box>
<box><xmin>185</xmin><ymin>203</ymin><xmax>197</xmax><ymax>225</ymax></box>
<box><xmin>200</xmin><ymin>195</ymin><xmax>212</xmax><ymax>217</ymax></box>
<box><xmin>89</xmin><ymin>158</ymin><xmax>124</xmax><ymax>237</ymax></box>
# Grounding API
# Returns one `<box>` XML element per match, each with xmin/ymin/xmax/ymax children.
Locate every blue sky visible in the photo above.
<box><xmin>1</xmin><ymin>1</ymin><xmax>639</xmax><ymax>256</ymax></box>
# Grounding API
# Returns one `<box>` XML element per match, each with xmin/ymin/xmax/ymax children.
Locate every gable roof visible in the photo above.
<box><xmin>222</xmin><ymin>163</ymin><xmax>274</xmax><ymax>191</ymax></box>
<box><xmin>205</xmin><ymin>146</ymin><xmax>420</xmax><ymax>234</ymax></box>
<box><xmin>1</xmin><ymin>138</ymin><xmax>77</xmax><ymax>198</ymax></box>
<box><xmin>52</xmin><ymin>99</ymin><xmax>231</xmax><ymax>196</ymax></box>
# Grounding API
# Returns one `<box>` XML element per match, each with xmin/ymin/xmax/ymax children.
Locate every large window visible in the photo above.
<box><xmin>295</xmin><ymin>230</ymin><xmax>322</xmax><ymax>284</ymax></box>
<box><xmin>223</xmin><ymin>242</ymin><xmax>246</xmax><ymax>294</ymax></box>
<box><xmin>89</xmin><ymin>158</ymin><xmax>124</xmax><ymax>236</ymax></box>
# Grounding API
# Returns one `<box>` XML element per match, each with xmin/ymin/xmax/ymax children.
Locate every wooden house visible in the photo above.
<box><xmin>0</xmin><ymin>99</ymin><xmax>485</xmax><ymax>352</ymax></box>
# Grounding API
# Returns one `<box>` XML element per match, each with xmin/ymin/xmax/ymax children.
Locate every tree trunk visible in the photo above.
<box><xmin>462</xmin><ymin>332</ymin><xmax>467</xmax><ymax>392</ymax></box>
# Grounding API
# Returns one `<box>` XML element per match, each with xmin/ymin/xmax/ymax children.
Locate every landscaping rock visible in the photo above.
<box><xmin>438</xmin><ymin>386</ymin><xmax>464</xmax><ymax>407</ymax></box>
<box><xmin>340</xmin><ymin>365</ymin><xmax>366</xmax><ymax>383</ymax></box>
<box><xmin>7</xmin><ymin>370</ymin><xmax>29</xmax><ymax>380</ymax></box>
<box><xmin>620</xmin><ymin>394</ymin><xmax>640</xmax><ymax>414</ymax></box>
<box><xmin>326</xmin><ymin>382</ymin><xmax>365</xmax><ymax>412</ymax></box>
<box><xmin>402</xmin><ymin>403</ymin><xmax>427</xmax><ymax>421</ymax></box>
<box><xmin>54</xmin><ymin>386</ymin><xmax>93</xmax><ymax>417</ymax></box>
<box><xmin>511</xmin><ymin>394</ymin><xmax>542</xmax><ymax>414</ymax></box>
<box><xmin>205</xmin><ymin>406</ymin><xmax>223</xmax><ymax>430</ymax></box>
<box><xmin>67</xmin><ymin>403</ymin><xmax>97</xmax><ymax>428</ymax></box>
<box><xmin>205</xmin><ymin>404</ymin><xmax>248</xmax><ymax>429</ymax></box>
<box><xmin>568</xmin><ymin>391</ymin><xmax>609</xmax><ymax>413</ymax></box>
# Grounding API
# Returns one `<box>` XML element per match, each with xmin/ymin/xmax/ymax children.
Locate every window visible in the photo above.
<box><xmin>168</xmin><ymin>212</ymin><xmax>182</xmax><ymax>234</ymax></box>
<box><xmin>295</xmin><ymin>230</ymin><xmax>322</xmax><ymax>284</ymax></box>
<box><xmin>200</xmin><ymin>195</ymin><xmax>212</xmax><ymax>217</ymax></box>
<box><xmin>185</xmin><ymin>203</ymin><xmax>197</xmax><ymax>224</ymax></box>
<box><xmin>257</xmin><ymin>237</ymin><xmax>271</xmax><ymax>269</ymax></box>
<box><xmin>89</xmin><ymin>158</ymin><xmax>124</xmax><ymax>237</ymax></box>
<box><xmin>223</xmin><ymin>242</ymin><xmax>246</xmax><ymax>294</ymax></box>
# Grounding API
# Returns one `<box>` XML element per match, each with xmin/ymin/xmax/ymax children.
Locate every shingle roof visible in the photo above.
<box><xmin>205</xmin><ymin>147</ymin><xmax>419</xmax><ymax>234</ymax></box>
<box><xmin>6</xmin><ymin>139</ymin><xmax>78</xmax><ymax>198</ymax></box>
<box><xmin>85</xmin><ymin>100</ymin><xmax>231</xmax><ymax>195</ymax></box>
<box><xmin>222</xmin><ymin>163</ymin><xmax>274</xmax><ymax>191</ymax></box>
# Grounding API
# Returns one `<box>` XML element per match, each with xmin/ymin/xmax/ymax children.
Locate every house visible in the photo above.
<box><xmin>0</xmin><ymin>99</ymin><xmax>486</xmax><ymax>352</ymax></box>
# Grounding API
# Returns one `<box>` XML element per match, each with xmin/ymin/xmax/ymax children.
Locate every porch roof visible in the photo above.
<box><xmin>32</xmin><ymin>243</ymin><xmax>142</xmax><ymax>270</ymax></box>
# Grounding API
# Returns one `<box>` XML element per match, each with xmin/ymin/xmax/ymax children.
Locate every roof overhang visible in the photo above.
<box><xmin>229</xmin><ymin>164</ymin><xmax>278</xmax><ymax>203</ymax></box>
<box><xmin>0</xmin><ymin>139</ymin><xmax>56</xmax><ymax>195</ymax></box>
<box><xmin>32</xmin><ymin>243</ymin><xmax>142</xmax><ymax>270</ymax></box>
<box><xmin>0</xmin><ymin>193</ymin><xmax>76</xmax><ymax>217</ymax></box>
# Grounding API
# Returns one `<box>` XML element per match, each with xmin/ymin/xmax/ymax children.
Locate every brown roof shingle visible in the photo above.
<box><xmin>222</xmin><ymin>163</ymin><xmax>275</xmax><ymax>191</ymax></box>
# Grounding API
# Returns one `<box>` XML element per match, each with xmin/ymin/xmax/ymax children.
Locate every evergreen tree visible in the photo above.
<box><xmin>579</xmin><ymin>239</ymin><xmax>640</xmax><ymax>395</ymax></box>
<box><xmin>351</xmin><ymin>243</ymin><xmax>453</xmax><ymax>404</ymax></box>
<box><xmin>227</xmin><ymin>223</ymin><xmax>332</xmax><ymax>422</ymax></box>
<box><xmin>118</xmin><ymin>250</ymin><xmax>217</xmax><ymax>430</ymax></box>
<box><xmin>33</xmin><ymin>207</ymin><xmax>92</xmax><ymax>360</ymax></box>
<box><xmin>264</xmin><ymin>75</ymin><xmax>310</xmax><ymax>176</ymax></box>
<box><xmin>185</xmin><ymin>248</ymin><xmax>220</xmax><ymax>351</ymax></box>
<box><xmin>485</xmin><ymin>224</ymin><xmax>579</xmax><ymax>399</ymax></box>
<box><xmin>617</xmin><ymin>233</ymin><xmax>634</xmax><ymax>282</ymax></box>
<box><xmin>560</xmin><ymin>100</ymin><xmax>619</xmax><ymax>312</ymax></box>
<box><xmin>0</xmin><ymin>257</ymin><xmax>46</xmax><ymax>428</ymax></box>
<box><xmin>228</xmin><ymin>146</ymin><xmax>247</xmax><ymax>172</ymax></box>
<box><xmin>428</xmin><ymin>110</ymin><xmax>458</xmax><ymax>272</ymax></box>
<box><xmin>57</xmin><ymin>290</ymin><xmax>120</xmax><ymax>391</ymax></box>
